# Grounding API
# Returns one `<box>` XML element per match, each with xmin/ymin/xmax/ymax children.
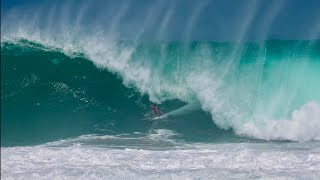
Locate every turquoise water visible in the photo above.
<box><xmin>1</xmin><ymin>38</ymin><xmax>320</xmax><ymax>179</ymax></box>
<box><xmin>2</xmin><ymin>0</ymin><xmax>320</xmax><ymax>177</ymax></box>
<box><xmin>2</xmin><ymin>39</ymin><xmax>320</xmax><ymax>146</ymax></box>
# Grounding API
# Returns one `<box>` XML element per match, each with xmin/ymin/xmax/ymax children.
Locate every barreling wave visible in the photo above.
<box><xmin>1</xmin><ymin>34</ymin><xmax>320</xmax><ymax>143</ymax></box>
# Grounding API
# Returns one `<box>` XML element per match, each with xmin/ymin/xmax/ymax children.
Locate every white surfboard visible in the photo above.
<box><xmin>151</xmin><ymin>114</ymin><xmax>168</xmax><ymax>120</ymax></box>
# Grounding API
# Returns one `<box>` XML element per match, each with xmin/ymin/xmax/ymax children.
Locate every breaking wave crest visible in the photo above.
<box><xmin>1</xmin><ymin>32</ymin><xmax>320</xmax><ymax>142</ymax></box>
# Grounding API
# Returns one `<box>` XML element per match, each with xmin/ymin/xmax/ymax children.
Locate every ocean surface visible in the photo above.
<box><xmin>1</xmin><ymin>38</ymin><xmax>320</xmax><ymax>179</ymax></box>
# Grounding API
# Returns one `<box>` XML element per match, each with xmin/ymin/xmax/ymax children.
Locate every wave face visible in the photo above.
<box><xmin>1</xmin><ymin>38</ymin><xmax>320</xmax><ymax>146</ymax></box>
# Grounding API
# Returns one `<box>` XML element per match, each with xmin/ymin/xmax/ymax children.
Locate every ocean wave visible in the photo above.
<box><xmin>2</xmin><ymin>35</ymin><xmax>320</xmax><ymax>142</ymax></box>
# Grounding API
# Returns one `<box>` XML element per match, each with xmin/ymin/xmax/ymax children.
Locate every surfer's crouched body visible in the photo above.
<box><xmin>150</xmin><ymin>104</ymin><xmax>161</xmax><ymax>116</ymax></box>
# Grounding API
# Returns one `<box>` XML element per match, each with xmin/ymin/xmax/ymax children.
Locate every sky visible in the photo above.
<box><xmin>2</xmin><ymin>0</ymin><xmax>320</xmax><ymax>41</ymax></box>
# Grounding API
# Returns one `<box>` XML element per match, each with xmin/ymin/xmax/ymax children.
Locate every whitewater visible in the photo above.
<box><xmin>2</xmin><ymin>1</ymin><xmax>320</xmax><ymax>179</ymax></box>
<box><xmin>2</xmin><ymin>140</ymin><xmax>320</xmax><ymax>179</ymax></box>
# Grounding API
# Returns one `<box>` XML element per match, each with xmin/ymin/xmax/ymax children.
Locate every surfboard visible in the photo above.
<box><xmin>151</xmin><ymin>114</ymin><xmax>168</xmax><ymax>120</ymax></box>
<box><xmin>150</xmin><ymin>103</ymin><xmax>200</xmax><ymax>121</ymax></box>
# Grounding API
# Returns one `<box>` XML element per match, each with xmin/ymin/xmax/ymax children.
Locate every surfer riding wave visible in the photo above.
<box><xmin>150</xmin><ymin>103</ymin><xmax>161</xmax><ymax>117</ymax></box>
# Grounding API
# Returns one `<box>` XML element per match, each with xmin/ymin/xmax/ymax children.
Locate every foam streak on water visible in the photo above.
<box><xmin>2</xmin><ymin>142</ymin><xmax>320</xmax><ymax>179</ymax></box>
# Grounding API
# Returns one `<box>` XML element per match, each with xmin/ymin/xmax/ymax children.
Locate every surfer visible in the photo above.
<box><xmin>155</xmin><ymin>105</ymin><xmax>161</xmax><ymax>116</ymax></box>
<box><xmin>150</xmin><ymin>104</ymin><xmax>156</xmax><ymax>116</ymax></box>
<box><xmin>150</xmin><ymin>103</ymin><xmax>161</xmax><ymax>116</ymax></box>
